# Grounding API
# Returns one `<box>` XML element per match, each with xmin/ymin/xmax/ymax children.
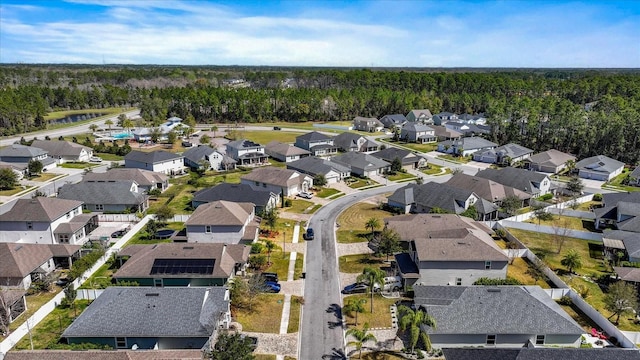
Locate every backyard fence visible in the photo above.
<box><xmin>500</xmin><ymin>220</ymin><xmax>604</xmax><ymax>242</ymax></box>
<box><xmin>98</xmin><ymin>214</ymin><xmax>140</xmax><ymax>222</ymax></box>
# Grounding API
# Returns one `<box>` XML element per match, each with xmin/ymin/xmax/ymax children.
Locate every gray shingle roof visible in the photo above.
<box><xmin>241</xmin><ymin>166</ymin><xmax>307</xmax><ymax>187</ymax></box>
<box><xmin>414</xmin><ymin>285</ymin><xmax>583</xmax><ymax>335</ymax></box>
<box><xmin>264</xmin><ymin>141</ymin><xmax>310</xmax><ymax>157</ymax></box>
<box><xmin>182</xmin><ymin>145</ymin><xmax>217</xmax><ymax>164</ymax></box>
<box><xmin>439</xmin><ymin>137</ymin><xmax>497</xmax><ymax>150</ymax></box>
<box><xmin>403</xmin><ymin>122</ymin><xmax>434</xmax><ymax>133</ymax></box>
<box><xmin>380</xmin><ymin>114</ymin><xmax>407</xmax><ymax>127</ymax></box>
<box><xmin>604</xmin><ymin>229</ymin><xmax>640</xmax><ymax>258</ymax></box>
<box><xmin>30</xmin><ymin>140</ymin><xmax>91</xmax><ymax>157</ymax></box>
<box><xmin>186</xmin><ymin>200</ymin><xmax>253</xmax><ymax>226</ymax></box>
<box><xmin>226</xmin><ymin>139</ymin><xmax>263</xmax><ymax>150</ymax></box>
<box><xmin>192</xmin><ymin>183</ymin><xmax>274</xmax><ymax>208</ymax></box>
<box><xmin>384</xmin><ymin>213</ymin><xmax>494</xmax><ymax>243</ymax></box>
<box><xmin>287</xmin><ymin>156</ymin><xmax>350</xmax><ymax>177</ymax></box>
<box><xmin>446</xmin><ymin>173</ymin><xmax>531</xmax><ymax>202</ymax></box>
<box><xmin>371</xmin><ymin>148</ymin><xmax>417</xmax><ymax>165</ymax></box>
<box><xmin>331</xmin><ymin>152</ymin><xmax>390</xmax><ymax>171</ymax></box>
<box><xmin>527</xmin><ymin>149</ymin><xmax>576</xmax><ymax>168</ymax></box>
<box><xmin>476</xmin><ymin>167</ymin><xmax>549</xmax><ymax>194</ymax></box>
<box><xmin>631</xmin><ymin>165</ymin><xmax>640</xmax><ymax>179</ymax></box>
<box><xmin>333</xmin><ymin>132</ymin><xmax>363</xmax><ymax>151</ymax></box>
<box><xmin>124</xmin><ymin>150</ymin><xmax>183</xmax><ymax>164</ymax></box>
<box><xmin>442</xmin><ymin>348</ymin><xmax>640</xmax><ymax>360</ymax></box>
<box><xmin>296</xmin><ymin>131</ymin><xmax>331</xmax><ymax>142</ymax></box>
<box><xmin>62</xmin><ymin>287</ymin><xmax>228</xmax><ymax>338</ymax></box>
<box><xmin>0</xmin><ymin>197</ymin><xmax>83</xmax><ymax>222</ymax></box>
<box><xmin>0</xmin><ymin>144</ymin><xmax>48</xmax><ymax>158</ymax></box>
<box><xmin>3</xmin><ymin>350</ymin><xmax>205</xmax><ymax>360</ymax></box>
<box><xmin>412</xmin><ymin>228</ymin><xmax>508</xmax><ymax>262</ymax></box>
<box><xmin>58</xmin><ymin>180</ymin><xmax>148</xmax><ymax>205</ymax></box>
<box><xmin>84</xmin><ymin>168</ymin><xmax>168</xmax><ymax>188</ymax></box>
<box><xmin>575</xmin><ymin>155</ymin><xmax>625</xmax><ymax>175</ymax></box>
<box><xmin>475</xmin><ymin>143</ymin><xmax>533</xmax><ymax>159</ymax></box>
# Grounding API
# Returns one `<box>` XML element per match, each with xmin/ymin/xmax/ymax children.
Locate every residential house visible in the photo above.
<box><xmin>400</xmin><ymin>123</ymin><xmax>437</xmax><ymax>144</ymax></box>
<box><xmin>472</xmin><ymin>143</ymin><xmax>533</xmax><ymax>165</ymax></box>
<box><xmin>333</xmin><ymin>132</ymin><xmax>379</xmax><ymax>153</ymax></box>
<box><xmin>0</xmin><ymin>144</ymin><xmax>57</xmax><ymax>172</ymax></box>
<box><xmin>379</xmin><ymin>114</ymin><xmax>407</xmax><ymax>129</ymax></box>
<box><xmin>476</xmin><ymin>167</ymin><xmax>552</xmax><ymax>197</ymax></box>
<box><xmin>442</xmin><ymin>347</ymin><xmax>640</xmax><ymax>360</ymax></box>
<box><xmin>192</xmin><ymin>183</ymin><xmax>278</xmax><ymax>214</ymax></box>
<box><xmin>523</xmin><ymin>149</ymin><xmax>577</xmax><ymax>174</ymax></box>
<box><xmin>124</xmin><ymin>150</ymin><xmax>185</xmax><ymax>175</ymax></box>
<box><xmin>629</xmin><ymin>165</ymin><xmax>640</xmax><ymax>186</ymax></box>
<box><xmin>575</xmin><ymin>155</ymin><xmax>625</xmax><ymax>181</ymax></box>
<box><xmin>3</xmin><ymin>350</ymin><xmax>205</xmax><ymax>360</ymax></box>
<box><xmin>603</xmin><ymin>230</ymin><xmax>640</xmax><ymax>262</ymax></box>
<box><xmin>294</xmin><ymin>131</ymin><xmax>338</xmax><ymax>157</ymax></box>
<box><xmin>406</xmin><ymin>109</ymin><xmax>433</xmax><ymax>124</ymax></box>
<box><xmin>431</xmin><ymin>125</ymin><xmax>462</xmax><ymax>141</ymax></box>
<box><xmin>352</xmin><ymin>116</ymin><xmax>384</xmax><ymax>132</ymax></box>
<box><xmin>84</xmin><ymin>168</ymin><xmax>169</xmax><ymax>193</ymax></box>
<box><xmin>413</xmin><ymin>286</ymin><xmax>583</xmax><ymax>348</ymax></box>
<box><xmin>0</xmin><ymin>289</ymin><xmax>26</xmax><ymax>328</ymax></box>
<box><xmin>444</xmin><ymin>122</ymin><xmax>491</xmax><ymax>136</ymax></box>
<box><xmin>58</xmin><ymin>180</ymin><xmax>149</xmax><ymax>213</ymax></box>
<box><xmin>225</xmin><ymin>139</ymin><xmax>269</xmax><ymax>166</ymax></box>
<box><xmin>613</xmin><ymin>266</ymin><xmax>640</xmax><ymax>291</ymax></box>
<box><xmin>0</xmin><ymin>197</ymin><xmax>97</xmax><ymax>245</ymax></box>
<box><xmin>387</xmin><ymin>183</ymin><xmax>499</xmax><ymax>220</ymax></box>
<box><xmin>0</xmin><ymin>162</ymin><xmax>24</xmax><ymax>180</ymax></box>
<box><xmin>113</xmin><ymin>243</ymin><xmax>250</xmax><ymax>287</ymax></box>
<box><xmin>185</xmin><ymin>200</ymin><xmax>259</xmax><ymax>244</ymax></box>
<box><xmin>30</xmin><ymin>140</ymin><xmax>93</xmax><ymax>164</ymax></box>
<box><xmin>62</xmin><ymin>286</ymin><xmax>230</xmax><ymax>350</ymax></box>
<box><xmin>458</xmin><ymin>113</ymin><xmax>487</xmax><ymax>125</ymax></box>
<box><xmin>432</xmin><ymin>111</ymin><xmax>458</xmax><ymax>125</ymax></box>
<box><xmin>0</xmin><ymin>242</ymin><xmax>80</xmax><ymax>290</ymax></box>
<box><xmin>287</xmin><ymin>156</ymin><xmax>350</xmax><ymax>184</ymax></box>
<box><xmin>331</xmin><ymin>152</ymin><xmax>390</xmax><ymax>178</ymax></box>
<box><xmin>183</xmin><ymin>145</ymin><xmax>236</xmax><ymax>171</ymax></box>
<box><xmin>594</xmin><ymin>192</ymin><xmax>640</xmax><ymax>232</ymax></box>
<box><xmin>445</xmin><ymin>173</ymin><xmax>532</xmax><ymax>208</ymax></box>
<box><xmin>437</xmin><ymin>137</ymin><xmax>498</xmax><ymax>157</ymax></box>
<box><xmin>370</xmin><ymin>148</ymin><xmax>427</xmax><ymax>171</ymax></box>
<box><xmin>264</xmin><ymin>141</ymin><xmax>311</xmax><ymax>163</ymax></box>
<box><xmin>241</xmin><ymin>166</ymin><xmax>312</xmax><ymax>197</ymax></box>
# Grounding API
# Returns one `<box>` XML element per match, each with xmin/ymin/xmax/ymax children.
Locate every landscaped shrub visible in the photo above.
<box><xmin>473</xmin><ymin>277</ymin><xmax>522</xmax><ymax>285</ymax></box>
<box><xmin>283</xmin><ymin>198</ymin><xmax>292</xmax><ymax>207</ymax></box>
<box><xmin>68</xmin><ymin>249</ymin><xmax>105</xmax><ymax>280</ymax></box>
<box><xmin>251</xmin><ymin>242</ymin><xmax>264</xmax><ymax>254</ymax></box>
<box><xmin>538</xmin><ymin>193</ymin><xmax>553</xmax><ymax>201</ymax></box>
<box><xmin>592</xmin><ymin>193</ymin><xmax>603</xmax><ymax>201</ymax></box>
<box><xmin>248</xmin><ymin>254</ymin><xmax>266</xmax><ymax>269</ymax></box>
<box><xmin>558</xmin><ymin>295</ymin><xmax>573</xmax><ymax>306</ymax></box>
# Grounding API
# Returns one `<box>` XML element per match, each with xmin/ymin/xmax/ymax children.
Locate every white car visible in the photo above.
<box><xmin>89</xmin><ymin>156</ymin><xmax>102</xmax><ymax>163</ymax></box>
<box><xmin>298</xmin><ymin>191</ymin><xmax>314</xmax><ymax>199</ymax></box>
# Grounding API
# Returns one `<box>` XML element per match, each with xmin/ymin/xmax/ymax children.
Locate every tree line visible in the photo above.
<box><xmin>1</xmin><ymin>65</ymin><xmax>639</xmax><ymax>164</ymax></box>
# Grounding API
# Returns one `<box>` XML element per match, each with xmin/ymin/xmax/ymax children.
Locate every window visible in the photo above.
<box><xmin>95</xmin><ymin>204</ymin><xmax>104</xmax><ymax>211</ymax></box>
<box><xmin>154</xmin><ymin>278</ymin><xmax>163</xmax><ymax>287</ymax></box>
<box><xmin>82</xmin><ymin>204</ymin><xmax>88</xmax><ymax>210</ymax></box>
<box><xmin>116</xmin><ymin>337</ymin><xmax>126</xmax><ymax>348</ymax></box>
<box><xmin>536</xmin><ymin>335</ymin><xmax>545</xmax><ymax>345</ymax></box>
<box><xmin>59</xmin><ymin>235</ymin><xmax>70</xmax><ymax>243</ymax></box>
<box><xmin>26</xmin><ymin>222</ymin><xmax>33</xmax><ymax>230</ymax></box>
<box><xmin>485</xmin><ymin>261</ymin><xmax>491</xmax><ymax>270</ymax></box>
<box><xmin>455</xmin><ymin>278</ymin><xmax>462</xmax><ymax>286</ymax></box>
<box><xmin>486</xmin><ymin>335</ymin><xmax>496</xmax><ymax>345</ymax></box>
<box><xmin>205</xmin><ymin>225</ymin><xmax>211</xmax><ymax>233</ymax></box>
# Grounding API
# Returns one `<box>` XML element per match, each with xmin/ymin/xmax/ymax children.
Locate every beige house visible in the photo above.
<box><xmin>241</xmin><ymin>166</ymin><xmax>313</xmax><ymax>197</ymax></box>
<box><xmin>523</xmin><ymin>149</ymin><xmax>576</xmax><ymax>174</ymax></box>
<box><xmin>185</xmin><ymin>200</ymin><xmax>259</xmax><ymax>244</ymax></box>
<box><xmin>30</xmin><ymin>140</ymin><xmax>93</xmax><ymax>164</ymax></box>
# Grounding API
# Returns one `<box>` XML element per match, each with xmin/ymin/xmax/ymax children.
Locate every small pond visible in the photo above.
<box><xmin>49</xmin><ymin>112</ymin><xmax>107</xmax><ymax>125</ymax></box>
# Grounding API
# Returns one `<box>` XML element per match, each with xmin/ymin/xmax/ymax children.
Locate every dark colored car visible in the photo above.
<box><xmin>342</xmin><ymin>283</ymin><xmax>369</xmax><ymax>294</ymax></box>
<box><xmin>273</xmin><ymin>126</ymin><xmax>281</xmax><ymax>130</ymax></box>
<box><xmin>304</xmin><ymin>228</ymin><xmax>314</xmax><ymax>240</ymax></box>
<box><xmin>111</xmin><ymin>229</ymin><xmax>127</xmax><ymax>238</ymax></box>
<box><xmin>261</xmin><ymin>272</ymin><xmax>279</xmax><ymax>283</ymax></box>
<box><xmin>55</xmin><ymin>277</ymin><xmax>70</xmax><ymax>286</ymax></box>
<box><xmin>264</xmin><ymin>281</ymin><xmax>281</xmax><ymax>293</ymax></box>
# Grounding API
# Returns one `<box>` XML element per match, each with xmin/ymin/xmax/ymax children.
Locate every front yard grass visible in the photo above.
<box><xmin>524</xmin><ymin>215</ymin><xmax>598</xmax><ymax>232</ymax></box>
<box><xmin>347</xmin><ymin>178</ymin><xmax>378</xmax><ymax>189</ymax></box>
<box><xmin>287</xmin><ymin>296</ymin><xmax>303</xmax><ymax>333</ymax></box>
<box><xmin>380</xmin><ymin>138</ymin><xmax>436</xmax><ymax>153</ymax></box>
<box><xmin>233</xmin><ymin>294</ymin><xmax>284</xmax><ymax>333</ymax></box>
<box><xmin>437</xmin><ymin>154</ymin><xmax>471</xmax><ymax>163</ymax></box>
<box><xmin>343</xmin><ymin>294</ymin><xmax>398</xmax><ymax>329</ymax></box>
<box><xmin>237</xmin><ymin>130</ymin><xmax>304</xmax><ymax>145</ymax></box>
<box><xmin>316</xmin><ymin>187</ymin><xmax>341</xmax><ymax>198</ymax></box>
<box><xmin>286</xmin><ymin>199</ymin><xmax>314</xmax><ymax>214</ymax></box>
<box><xmin>0</xmin><ymin>186</ymin><xmax>33</xmax><ymax>196</ymax></box>
<box><xmin>506</xmin><ymin>228</ymin><xmax>609</xmax><ymax>277</ymax></box>
<box><xmin>14</xmin><ymin>301</ymin><xmax>91</xmax><ymax>350</ymax></box>
<box><xmin>27</xmin><ymin>172</ymin><xmax>60</xmax><ymax>182</ymax></box>
<box><xmin>339</xmin><ymin>254</ymin><xmax>386</xmax><ymax>273</ymax></box>
<box><xmin>336</xmin><ymin>202</ymin><xmax>392</xmax><ymax>244</ymax></box>
<box><xmin>421</xmin><ymin>163</ymin><xmax>451</xmax><ymax>176</ymax></box>
<box><xmin>386</xmin><ymin>172</ymin><xmax>414</xmax><ymax>182</ymax></box>
<box><xmin>603</xmin><ymin>169</ymin><xmax>640</xmax><ymax>192</ymax></box>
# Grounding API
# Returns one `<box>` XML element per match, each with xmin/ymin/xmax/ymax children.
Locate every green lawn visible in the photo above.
<box><xmin>386</xmin><ymin>172</ymin><xmax>415</xmax><ymax>181</ymax></box>
<box><xmin>14</xmin><ymin>301</ymin><xmax>92</xmax><ymax>350</ymax></box>
<box><xmin>316</xmin><ymin>187</ymin><xmax>341</xmax><ymax>198</ymax></box>
<box><xmin>421</xmin><ymin>163</ymin><xmax>451</xmax><ymax>176</ymax></box>
<box><xmin>260</xmin><ymin>218</ymin><xmax>299</xmax><ymax>243</ymax></box>
<box><xmin>0</xmin><ymin>186</ymin><xmax>33</xmax><ymax>196</ymax></box>
<box><xmin>507</xmin><ymin>257</ymin><xmax>551</xmax><ymax>288</ymax></box>
<box><xmin>603</xmin><ymin>169</ymin><xmax>640</xmax><ymax>192</ymax></box>
<box><xmin>507</xmin><ymin>228</ymin><xmax>608</xmax><ymax>277</ymax></box>
<box><xmin>94</xmin><ymin>152</ymin><xmax>124</xmax><ymax>161</ymax></box>
<box><xmin>233</xmin><ymin>294</ymin><xmax>284</xmax><ymax>333</ymax></box>
<box><xmin>336</xmin><ymin>202</ymin><xmax>392</xmax><ymax>243</ymax></box>
<box><xmin>44</xmin><ymin>107</ymin><xmax>126</xmax><ymax>121</ymax></box>
<box><xmin>380</xmin><ymin>138</ymin><xmax>437</xmax><ymax>153</ymax></box>
<box><xmin>285</xmin><ymin>199</ymin><xmax>314</xmax><ymax>214</ymax></box>
<box><xmin>287</xmin><ymin>296</ymin><xmax>303</xmax><ymax>333</ymax></box>
<box><xmin>438</xmin><ymin>154</ymin><xmax>471</xmax><ymax>163</ymax></box>
<box><xmin>347</xmin><ymin>178</ymin><xmax>379</xmax><ymax>189</ymax></box>
<box><xmin>28</xmin><ymin>172</ymin><xmax>60</xmax><ymax>182</ymax></box>
<box><xmin>339</xmin><ymin>254</ymin><xmax>386</xmax><ymax>273</ymax></box>
<box><xmin>524</xmin><ymin>215</ymin><xmax>598</xmax><ymax>232</ymax></box>
<box><xmin>124</xmin><ymin>222</ymin><xmax>184</xmax><ymax>246</ymax></box>
<box><xmin>58</xmin><ymin>162</ymin><xmax>97</xmax><ymax>169</ymax></box>
<box><xmin>233</xmin><ymin>130</ymin><xmax>302</xmax><ymax>145</ymax></box>
<box><xmin>343</xmin><ymin>294</ymin><xmax>398</xmax><ymax>329</ymax></box>
<box><xmin>3</xmin><ymin>290</ymin><xmax>60</xmax><ymax>340</ymax></box>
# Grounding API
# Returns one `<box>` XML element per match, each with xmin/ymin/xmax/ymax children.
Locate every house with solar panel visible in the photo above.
<box><xmin>113</xmin><ymin>243</ymin><xmax>249</xmax><ymax>287</ymax></box>
<box><xmin>62</xmin><ymin>286</ymin><xmax>230</xmax><ymax>350</ymax></box>
<box><xmin>575</xmin><ymin>155</ymin><xmax>625</xmax><ymax>181</ymax></box>
<box><xmin>185</xmin><ymin>200</ymin><xmax>259</xmax><ymax>244</ymax></box>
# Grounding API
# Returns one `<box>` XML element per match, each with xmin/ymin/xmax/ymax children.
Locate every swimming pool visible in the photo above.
<box><xmin>112</xmin><ymin>132</ymin><xmax>133</xmax><ymax>139</ymax></box>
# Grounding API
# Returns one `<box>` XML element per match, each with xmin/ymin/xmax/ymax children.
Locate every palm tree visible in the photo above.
<box><xmin>104</xmin><ymin>119</ymin><xmax>114</xmax><ymax>131</ymax></box>
<box><xmin>89</xmin><ymin>124</ymin><xmax>99</xmax><ymax>133</ymax></box>
<box><xmin>561</xmin><ymin>249</ymin><xmax>583</xmax><ymax>274</ymax></box>
<box><xmin>365</xmin><ymin>217</ymin><xmax>380</xmax><ymax>238</ymax></box>
<box><xmin>346</xmin><ymin>323</ymin><xmax>377</xmax><ymax>359</ymax></box>
<box><xmin>211</xmin><ymin>125</ymin><xmax>218</xmax><ymax>138</ymax></box>
<box><xmin>397</xmin><ymin>305</ymin><xmax>437</xmax><ymax>353</ymax></box>
<box><xmin>264</xmin><ymin>240</ymin><xmax>276</xmax><ymax>265</ymax></box>
<box><xmin>343</xmin><ymin>298</ymin><xmax>365</xmax><ymax>326</ymax></box>
<box><xmin>357</xmin><ymin>267</ymin><xmax>385</xmax><ymax>313</ymax></box>
<box><xmin>122</xmin><ymin>118</ymin><xmax>134</xmax><ymax>133</ymax></box>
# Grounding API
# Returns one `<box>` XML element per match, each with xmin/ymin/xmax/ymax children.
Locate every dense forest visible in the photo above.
<box><xmin>0</xmin><ymin>65</ymin><xmax>639</xmax><ymax>164</ymax></box>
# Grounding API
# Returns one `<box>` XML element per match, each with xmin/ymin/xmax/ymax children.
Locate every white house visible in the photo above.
<box><xmin>124</xmin><ymin>150</ymin><xmax>185</xmax><ymax>175</ymax></box>
<box><xmin>575</xmin><ymin>155</ymin><xmax>625</xmax><ymax>181</ymax></box>
<box><xmin>31</xmin><ymin>140</ymin><xmax>93</xmax><ymax>164</ymax></box>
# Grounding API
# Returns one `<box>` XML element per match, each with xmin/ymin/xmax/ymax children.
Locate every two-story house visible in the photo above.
<box><xmin>185</xmin><ymin>200</ymin><xmax>259</xmax><ymax>244</ymax></box>
<box><xmin>30</xmin><ymin>140</ymin><xmax>93</xmax><ymax>164</ymax></box>
<box><xmin>124</xmin><ymin>150</ymin><xmax>185</xmax><ymax>175</ymax></box>
<box><xmin>406</xmin><ymin>109</ymin><xmax>433</xmax><ymax>124</ymax></box>
<box><xmin>400</xmin><ymin>123</ymin><xmax>437</xmax><ymax>143</ymax></box>
<box><xmin>379</xmin><ymin>114</ymin><xmax>407</xmax><ymax>129</ymax></box>
<box><xmin>445</xmin><ymin>173</ymin><xmax>531</xmax><ymax>209</ymax></box>
<box><xmin>294</xmin><ymin>132</ymin><xmax>338</xmax><ymax>158</ymax></box>
<box><xmin>84</xmin><ymin>168</ymin><xmax>169</xmax><ymax>193</ymax></box>
<box><xmin>240</xmin><ymin>166</ymin><xmax>313</xmax><ymax>197</ymax></box>
<box><xmin>333</xmin><ymin>132</ymin><xmax>379</xmax><ymax>153</ymax></box>
<box><xmin>0</xmin><ymin>197</ymin><xmax>97</xmax><ymax>245</ymax></box>
<box><xmin>352</xmin><ymin>116</ymin><xmax>384</xmax><ymax>132</ymax></box>
<box><xmin>438</xmin><ymin>137</ymin><xmax>498</xmax><ymax>157</ymax></box>
<box><xmin>183</xmin><ymin>145</ymin><xmax>237</xmax><ymax>171</ymax></box>
<box><xmin>225</xmin><ymin>139</ymin><xmax>269</xmax><ymax>166</ymax></box>
<box><xmin>476</xmin><ymin>167</ymin><xmax>552</xmax><ymax>197</ymax></box>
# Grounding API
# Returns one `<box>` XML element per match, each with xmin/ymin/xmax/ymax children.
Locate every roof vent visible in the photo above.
<box><xmin>487</xmin><ymin>288</ymin><xmax>501</xmax><ymax>293</ymax></box>
<box><xmin>145</xmin><ymin>293</ymin><xmax>160</xmax><ymax>297</ymax></box>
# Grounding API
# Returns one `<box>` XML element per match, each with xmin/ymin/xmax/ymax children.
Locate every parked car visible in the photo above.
<box><xmin>261</xmin><ymin>272</ymin><xmax>279</xmax><ymax>283</ymax></box>
<box><xmin>89</xmin><ymin>156</ymin><xmax>102</xmax><ymax>163</ymax></box>
<box><xmin>304</xmin><ymin>227</ymin><xmax>314</xmax><ymax>240</ymax></box>
<box><xmin>264</xmin><ymin>281</ymin><xmax>281</xmax><ymax>293</ymax></box>
<box><xmin>342</xmin><ymin>282</ymin><xmax>379</xmax><ymax>294</ymax></box>
<box><xmin>55</xmin><ymin>277</ymin><xmax>70</xmax><ymax>286</ymax></box>
<box><xmin>273</xmin><ymin>126</ymin><xmax>281</xmax><ymax>130</ymax></box>
<box><xmin>298</xmin><ymin>191</ymin><xmax>314</xmax><ymax>199</ymax></box>
<box><xmin>381</xmin><ymin>276</ymin><xmax>403</xmax><ymax>292</ymax></box>
<box><xmin>181</xmin><ymin>141</ymin><xmax>193</xmax><ymax>147</ymax></box>
<box><xmin>111</xmin><ymin>229</ymin><xmax>128</xmax><ymax>238</ymax></box>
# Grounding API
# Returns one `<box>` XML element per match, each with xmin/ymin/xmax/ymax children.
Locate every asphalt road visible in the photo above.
<box><xmin>299</xmin><ymin>183</ymin><xmax>405</xmax><ymax>360</ymax></box>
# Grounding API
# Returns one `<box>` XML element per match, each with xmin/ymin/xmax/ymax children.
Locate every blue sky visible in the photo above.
<box><xmin>0</xmin><ymin>0</ymin><xmax>638</xmax><ymax>67</ymax></box>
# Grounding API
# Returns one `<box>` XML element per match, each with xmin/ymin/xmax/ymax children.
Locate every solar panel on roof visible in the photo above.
<box><xmin>150</xmin><ymin>258</ymin><xmax>215</xmax><ymax>275</ymax></box>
